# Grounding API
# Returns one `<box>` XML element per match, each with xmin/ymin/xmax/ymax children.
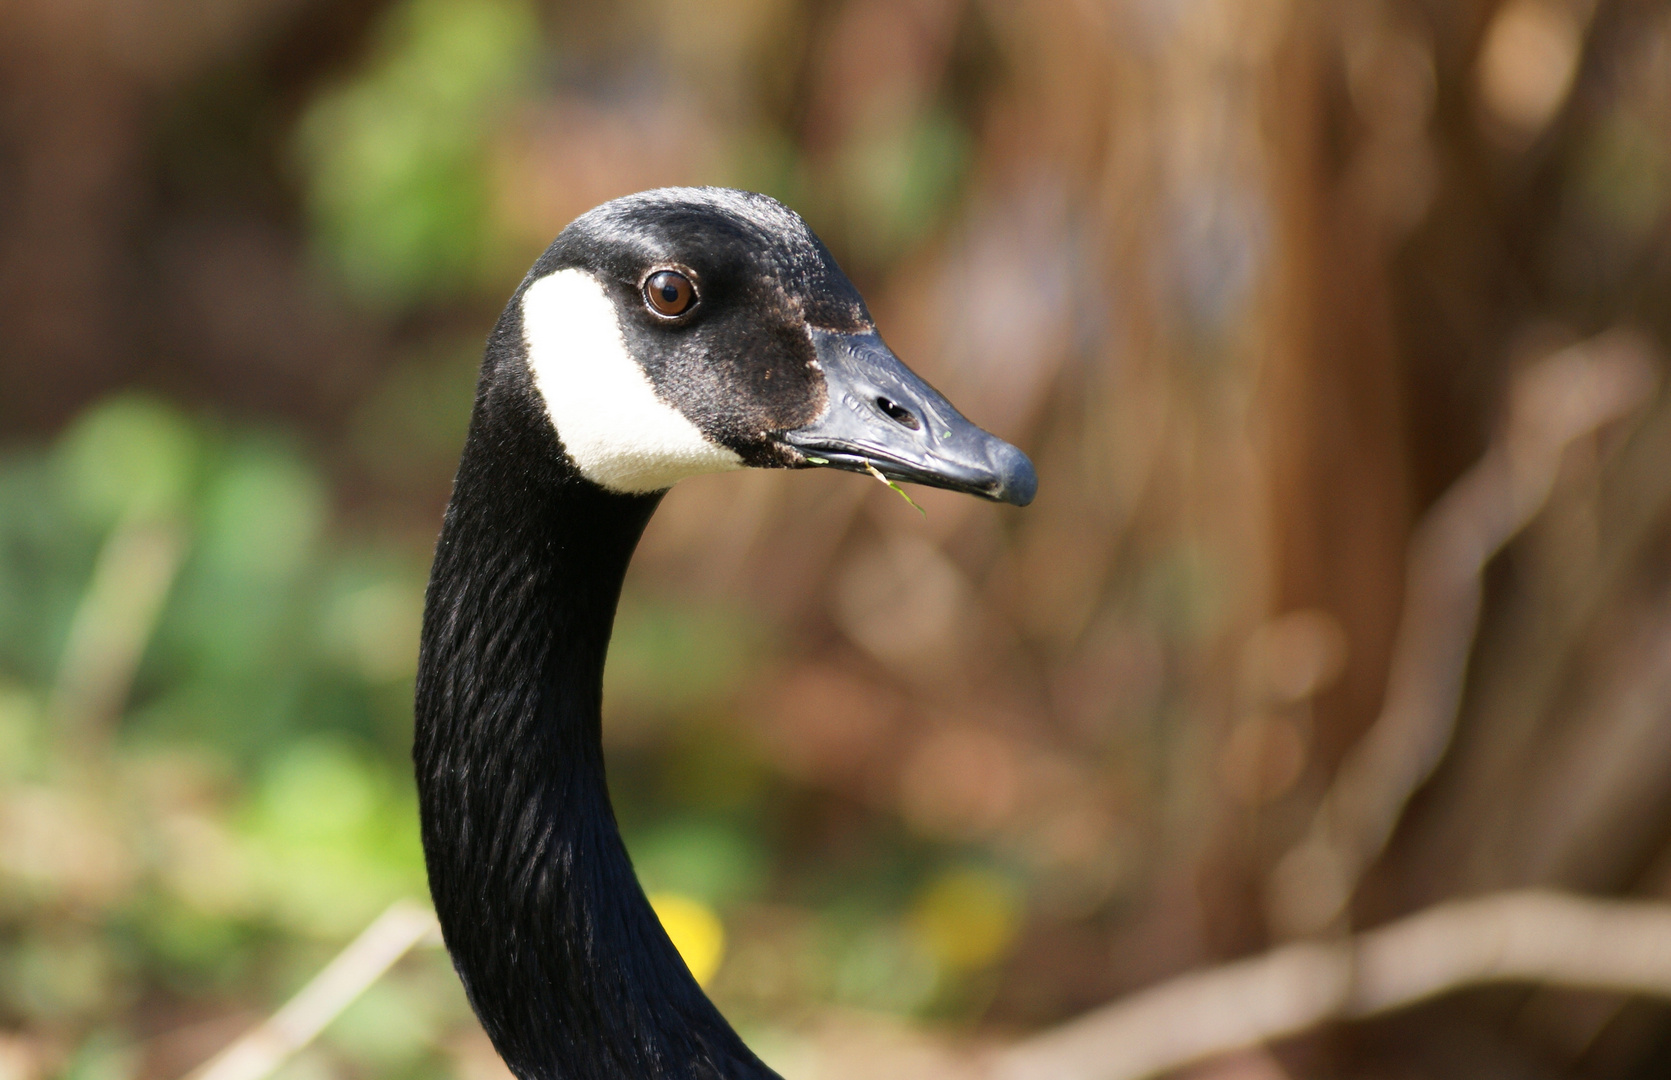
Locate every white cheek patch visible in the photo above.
<box><xmin>521</xmin><ymin>269</ymin><xmax>742</xmax><ymax>493</ymax></box>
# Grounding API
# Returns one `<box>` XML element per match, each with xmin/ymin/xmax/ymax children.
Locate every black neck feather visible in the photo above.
<box><xmin>414</xmin><ymin>328</ymin><xmax>779</xmax><ymax>1080</ymax></box>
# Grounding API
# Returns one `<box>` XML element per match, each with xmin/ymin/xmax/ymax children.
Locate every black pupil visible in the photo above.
<box><xmin>648</xmin><ymin>271</ymin><xmax>690</xmax><ymax>314</ymax></box>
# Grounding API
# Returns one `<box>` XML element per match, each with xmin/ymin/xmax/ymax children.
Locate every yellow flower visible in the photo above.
<box><xmin>649</xmin><ymin>892</ymin><xmax>726</xmax><ymax>987</ymax></box>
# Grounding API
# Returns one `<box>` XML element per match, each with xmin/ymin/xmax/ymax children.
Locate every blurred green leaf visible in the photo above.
<box><xmin>252</xmin><ymin>740</ymin><xmax>378</xmax><ymax>844</ymax></box>
<box><xmin>320</xmin><ymin>572</ymin><xmax>425</xmax><ymax>684</ymax></box>
<box><xmin>238</xmin><ymin>739</ymin><xmax>426</xmax><ymax>936</ymax></box>
<box><xmin>0</xmin><ymin>454</ymin><xmax>97</xmax><ymax>682</ymax></box>
<box><xmin>294</xmin><ymin>0</ymin><xmax>542</xmax><ymax>306</ymax></box>
<box><xmin>5</xmin><ymin>932</ymin><xmax>117</xmax><ymax>1023</ymax></box>
<box><xmin>0</xmin><ymin>685</ymin><xmax>46</xmax><ymax>780</ymax></box>
<box><xmin>831</xmin><ymin>924</ymin><xmax>937</xmax><ymax>1014</ymax></box>
<box><xmin>628</xmin><ymin>820</ymin><xmax>767</xmax><ymax>909</ymax></box>
<box><xmin>58</xmin><ymin>396</ymin><xmax>199</xmax><ymax>526</ymax></box>
<box><xmin>196</xmin><ymin>441</ymin><xmax>327</xmax><ymax>584</ymax></box>
<box><xmin>328</xmin><ymin>978</ymin><xmax>437</xmax><ymax>1068</ymax></box>
<box><xmin>604</xmin><ymin>597</ymin><xmax>763</xmax><ymax>718</ymax></box>
<box><xmin>58</xmin><ymin>1033</ymin><xmax>137</xmax><ymax>1080</ymax></box>
<box><xmin>131</xmin><ymin>899</ymin><xmax>248</xmax><ymax>990</ymax></box>
<box><xmin>350</xmin><ymin>338</ymin><xmax>480</xmax><ymax>487</ymax></box>
<box><xmin>836</xmin><ymin>108</ymin><xmax>971</xmax><ymax>265</ymax></box>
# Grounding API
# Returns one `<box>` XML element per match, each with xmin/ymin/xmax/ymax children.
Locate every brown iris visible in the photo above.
<box><xmin>643</xmin><ymin>269</ymin><xmax>696</xmax><ymax>318</ymax></box>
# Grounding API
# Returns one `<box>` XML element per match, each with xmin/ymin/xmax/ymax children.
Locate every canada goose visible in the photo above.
<box><xmin>414</xmin><ymin>187</ymin><xmax>1035</xmax><ymax>1080</ymax></box>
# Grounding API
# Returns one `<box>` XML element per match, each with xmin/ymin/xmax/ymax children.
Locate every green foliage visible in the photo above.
<box><xmin>59</xmin><ymin>397</ymin><xmax>200</xmax><ymax>526</ymax></box>
<box><xmin>0</xmin><ymin>398</ymin><xmax>443</xmax><ymax>1063</ymax></box>
<box><xmin>629</xmin><ymin>820</ymin><xmax>768</xmax><ymax>909</ymax></box>
<box><xmin>349</xmin><ymin>338</ymin><xmax>482</xmax><ymax>491</ymax></box>
<box><xmin>294</xmin><ymin>0</ymin><xmax>542</xmax><ymax>307</ymax></box>
<box><xmin>328</xmin><ymin>978</ymin><xmax>444</xmax><ymax>1070</ymax></box>
<box><xmin>835</xmin><ymin>107</ymin><xmax>971</xmax><ymax>263</ymax></box>
<box><xmin>605</xmin><ymin>597</ymin><xmax>763</xmax><ymax>718</ymax></box>
<box><xmin>0</xmin><ymin>389</ymin><xmax>1022</xmax><ymax>1075</ymax></box>
<box><xmin>238</xmin><ymin>739</ymin><xmax>427</xmax><ymax>937</ymax></box>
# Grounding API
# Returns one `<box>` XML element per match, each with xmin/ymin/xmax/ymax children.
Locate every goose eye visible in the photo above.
<box><xmin>644</xmin><ymin>270</ymin><xmax>696</xmax><ymax>317</ymax></box>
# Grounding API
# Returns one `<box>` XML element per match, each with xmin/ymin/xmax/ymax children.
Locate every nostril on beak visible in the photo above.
<box><xmin>875</xmin><ymin>397</ymin><xmax>920</xmax><ymax>430</ymax></box>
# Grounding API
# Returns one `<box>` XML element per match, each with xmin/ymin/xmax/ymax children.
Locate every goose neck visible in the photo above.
<box><xmin>414</xmin><ymin>398</ymin><xmax>776</xmax><ymax>1080</ymax></box>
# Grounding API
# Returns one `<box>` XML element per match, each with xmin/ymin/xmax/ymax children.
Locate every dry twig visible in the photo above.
<box><xmin>182</xmin><ymin>900</ymin><xmax>440</xmax><ymax>1080</ymax></box>
<box><xmin>1266</xmin><ymin>331</ymin><xmax>1658</xmax><ymax>936</ymax></box>
<box><xmin>51</xmin><ymin>513</ymin><xmax>187</xmax><ymax>749</ymax></box>
<box><xmin>990</xmin><ymin>890</ymin><xmax>1671</xmax><ymax>1080</ymax></box>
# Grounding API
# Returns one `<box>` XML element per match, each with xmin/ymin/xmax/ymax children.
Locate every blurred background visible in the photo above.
<box><xmin>2</xmin><ymin>0</ymin><xmax>1671</xmax><ymax>1077</ymax></box>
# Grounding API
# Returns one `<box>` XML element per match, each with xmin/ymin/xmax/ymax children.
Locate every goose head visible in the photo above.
<box><xmin>505</xmin><ymin>186</ymin><xmax>1036</xmax><ymax>505</ymax></box>
<box><xmin>420</xmin><ymin>188</ymin><xmax>1035</xmax><ymax>1080</ymax></box>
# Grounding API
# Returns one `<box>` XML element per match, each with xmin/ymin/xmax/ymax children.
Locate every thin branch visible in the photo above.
<box><xmin>1267</xmin><ymin>331</ymin><xmax>1658</xmax><ymax>936</ymax></box>
<box><xmin>182</xmin><ymin>900</ymin><xmax>441</xmax><ymax>1080</ymax></box>
<box><xmin>989</xmin><ymin>890</ymin><xmax>1671</xmax><ymax>1080</ymax></box>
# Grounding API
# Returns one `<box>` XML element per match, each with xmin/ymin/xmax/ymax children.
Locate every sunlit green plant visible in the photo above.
<box><xmin>294</xmin><ymin>0</ymin><xmax>542</xmax><ymax>307</ymax></box>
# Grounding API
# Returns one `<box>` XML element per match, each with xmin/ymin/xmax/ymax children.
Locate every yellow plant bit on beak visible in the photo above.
<box><xmin>864</xmin><ymin>461</ymin><xmax>926</xmax><ymax>516</ymax></box>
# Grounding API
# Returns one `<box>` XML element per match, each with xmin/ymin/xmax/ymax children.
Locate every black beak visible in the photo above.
<box><xmin>782</xmin><ymin>330</ymin><xmax>1037</xmax><ymax>507</ymax></box>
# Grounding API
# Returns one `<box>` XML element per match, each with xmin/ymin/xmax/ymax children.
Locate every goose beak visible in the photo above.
<box><xmin>782</xmin><ymin>329</ymin><xmax>1037</xmax><ymax>507</ymax></box>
